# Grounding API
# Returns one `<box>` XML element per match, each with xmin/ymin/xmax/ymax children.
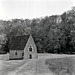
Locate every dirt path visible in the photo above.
<box><xmin>8</xmin><ymin>59</ymin><xmax>36</xmax><ymax>75</ymax></box>
<box><xmin>1</xmin><ymin>54</ymin><xmax>75</xmax><ymax>75</ymax></box>
<box><xmin>0</xmin><ymin>60</ymin><xmax>29</xmax><ymax>75</ymax></box>
<box><xmin>8</xmin><ymin>59</ymin><xmax>53</xmax><ymax>75</ymax></box>
<box><xmin>8</xmin><ymin>61</ymin><xmax>30</xmax><ymax>75</ymax></box>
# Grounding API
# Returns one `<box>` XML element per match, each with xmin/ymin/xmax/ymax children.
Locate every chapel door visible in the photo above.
<box><xmin>29</xmin><ymin>54</ymin><xmax>32</xmax><ymax>59</ymax></box>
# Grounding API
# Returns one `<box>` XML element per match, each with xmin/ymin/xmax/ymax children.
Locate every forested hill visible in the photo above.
<box><xmin>0</xmin><ymin>7</ymin><xmax>75</xmax><ymax>53</ymax></box>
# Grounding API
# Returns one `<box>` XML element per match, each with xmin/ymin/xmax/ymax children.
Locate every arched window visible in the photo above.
<box><xmin>22</xmin><ymin>52</ymin><xmax>24</xmax><ymax>57</ymax></box>
<box><xmin>15</xmin><ymin>50</ymin><xmax>17</xmax><ymax>55</ymax></box>
<box><xmin>29</xmin><ymin>46</ymin><xmax>32</xmax><ymax>52</ymax></box>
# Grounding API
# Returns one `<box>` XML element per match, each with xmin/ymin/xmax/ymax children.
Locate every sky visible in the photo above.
<box><xmin>0</xmin><ymin>0</ymin><xmax>75</xmax><ymax>20</ymax></box>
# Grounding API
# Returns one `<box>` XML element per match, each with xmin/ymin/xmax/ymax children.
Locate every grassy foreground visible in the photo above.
<box><xmin>45</xmin><ymin>57</ymin><xmax>75</xmax><ymax>75</ymax></box>
<box><xmin>17</xmin><ymin>57</ymin><xmax>75</xmax><ymax>75</ymax></box>
<box><xmin>0</xmin><ymin>54</ymin><xmax>75</xmax><ymax>75</ymax></box>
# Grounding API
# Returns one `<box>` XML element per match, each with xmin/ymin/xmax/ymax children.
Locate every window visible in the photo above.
<box><xmin>22</xmin><ymin>52</ymin><xmax>24</xmax><ymax>58</ymax></box>
<box><xmin>29</xmin><ymin>46</ymin><xmax>32</xmax><ymax>52</ymax></box>
<box><xmin>22</xmin><ymin>52</ymin><xmax>24</xmax><ymax>56</ymax></box>
<box><xmin>15</xmin><ymin>50</ymin><xmax>17</xmax><ymax>55</ymax></box>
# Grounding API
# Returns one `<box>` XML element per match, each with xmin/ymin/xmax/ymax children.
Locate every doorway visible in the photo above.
<box><xmin>29</xmin><ymin>54</ymin><xmax>32</xmax><ymax>59</ymax></box>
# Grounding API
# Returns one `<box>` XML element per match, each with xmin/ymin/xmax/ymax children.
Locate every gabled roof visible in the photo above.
<box><xmin>9</xmin><ymin>35</ymin><xmax>30</xmax><ymax>50</ymax></box>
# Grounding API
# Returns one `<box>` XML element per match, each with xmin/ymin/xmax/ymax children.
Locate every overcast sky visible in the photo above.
<box><xmin>0</xmin><ymin>0</ymin><xmax>75</xmax><ymax>20</ymax></box>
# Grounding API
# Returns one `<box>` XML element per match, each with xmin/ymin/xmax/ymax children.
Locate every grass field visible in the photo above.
<box><xmin>0</xmin><ymin>54</ymin><xmax>75</xmax><ymax>75</ymax></box>
<box><xmin>0</xmin><ymin>60</ymin><xmax>29</xmax><ymax>75</ymax></box>
<box><xmin>45</xmin><ymin>57</ymin><xmax>75</xmax><ymax>75</ymax></box>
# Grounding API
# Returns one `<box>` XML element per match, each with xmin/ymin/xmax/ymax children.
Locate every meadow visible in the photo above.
<box><xmin>0</xmin><ymin>54</ymin><xmax>75</xmax><ymax>75</ymax></box>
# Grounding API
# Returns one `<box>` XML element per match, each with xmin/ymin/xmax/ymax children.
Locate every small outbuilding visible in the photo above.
<box><xmin>9</xmin><ymin>35</ymin><xmax>38</xmax><ymax>60</ymax></box>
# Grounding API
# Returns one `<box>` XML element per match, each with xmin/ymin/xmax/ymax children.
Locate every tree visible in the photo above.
<box><xmin>0</xmin><ymin>34</ymin><xmax>8</xmax><ymax>53</ymax></box>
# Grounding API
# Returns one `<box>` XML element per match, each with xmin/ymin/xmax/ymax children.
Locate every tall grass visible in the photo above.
<box><xmin>45</xmin><ymin>57</ymin><xmax>74</xmax><ymax>75</ymax></box>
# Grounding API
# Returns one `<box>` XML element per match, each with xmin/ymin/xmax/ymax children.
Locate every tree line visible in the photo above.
<box><xmin>0</xmin><ymin>7</ymin><xmax>75</xmax><ymax>54</ymax></box>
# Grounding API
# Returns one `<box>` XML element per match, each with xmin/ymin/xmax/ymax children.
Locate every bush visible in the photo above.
<box><xmin>0</xmin><ymin>50</ymin><xmax>6</xmax><ymax>54</ymax></box>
